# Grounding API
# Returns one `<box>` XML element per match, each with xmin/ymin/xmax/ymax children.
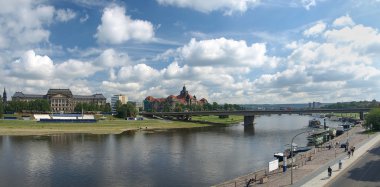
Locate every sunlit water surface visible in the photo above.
<box><xmin>0</xmin><ymin>115</ymin><xmax>342</xmax><ymax>186</ymax></box>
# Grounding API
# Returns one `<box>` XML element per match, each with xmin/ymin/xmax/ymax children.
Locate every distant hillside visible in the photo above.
<box><xmin>240</xmin><ymin>101</ymin><xmax>379</xmax><ymax>110</ymax></box>
<box><xmin>322</xmin><ymin>100</ymin><xmax>379</xmax><ymax>109</ymax></box>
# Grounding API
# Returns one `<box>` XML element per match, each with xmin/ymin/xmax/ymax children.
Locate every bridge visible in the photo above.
<box><xmin>140</xmin><ymin>108</ymin><xmax>371</xmax><ymax>126</ymax></box>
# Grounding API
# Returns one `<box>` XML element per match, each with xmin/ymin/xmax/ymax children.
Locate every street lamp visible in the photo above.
<box><xmin>290</xmin><ymin>130</ymin><xmax>313</xmax><ymax>185</ymax></box>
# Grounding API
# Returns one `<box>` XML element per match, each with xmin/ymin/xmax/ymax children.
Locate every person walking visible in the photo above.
<box><xmin>328</xmin><ymin>166</ymin><xmax>332</xmax><ymax>177</ymax></box>
<box><xmin>351</xmin><ymin>146</ymin><xmax>355</xmax><ymax>156</ymax></box>
<box><xmin>339</xmin><ymin>160</ymin><xmax>342</xmax><ymax>170</ymax></box>
<box><xmin>347</xmin><ymin>150</ymin><xmax>351</xmax><ymax>158</ymax></box>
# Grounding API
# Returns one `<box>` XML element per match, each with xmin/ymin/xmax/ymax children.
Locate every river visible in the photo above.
<box><xmin>0</xmin><ymin>115</ymin><xmax>342</xmax><ymax>187</ymax></box>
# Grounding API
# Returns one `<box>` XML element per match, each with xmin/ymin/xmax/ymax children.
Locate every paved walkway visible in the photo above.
<box><xmin>297</xmin><ymin>130</ymin><xmax>380</xmax><ymax>187</ymax></box>
<box><xmin>215</xmin><ymin>126</ymin><xmax>379</xmax><ymax>187</ymax></box>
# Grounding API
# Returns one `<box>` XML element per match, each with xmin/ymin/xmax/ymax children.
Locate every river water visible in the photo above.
<box><xmin>0</xmin><ymin>115</ymin><xmax>342</xmax><ymax>187</ymax></box>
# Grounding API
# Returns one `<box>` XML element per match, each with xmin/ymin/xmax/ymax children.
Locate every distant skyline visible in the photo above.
<box><xmin>1</xmin><ymin>0</ymin><xmax>380</xmax><ymax>104</ymax></box>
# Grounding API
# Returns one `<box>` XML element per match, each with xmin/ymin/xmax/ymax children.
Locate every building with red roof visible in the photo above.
<box><xmin>143</xmin><ymin>85</ymin><xmax>208</xmax><ymax>112</ymax></box>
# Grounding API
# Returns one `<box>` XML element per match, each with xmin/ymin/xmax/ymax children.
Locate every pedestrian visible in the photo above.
<box><xmin>328</xmin><ymin>144</ymin><xmax>331</xmax><ymax>150</ymax></box>
<box><xmin>351</xmin><ymin>147</ymin><xmax>355</xmax><ymax>156</ymax></box>
<box><xmin>328</xmin><ymin>166</ymin><xmax>332</xmax><ymax>177</ymax></box>
<box><xmin>339</xmin><ymin>160</ymin><xmax>342</xmax><ymax>169</ymax></box>
<box><xmin>347</xmin><ymin>150</ymin><xmax>351</xmax><ymax>158</ymax></box>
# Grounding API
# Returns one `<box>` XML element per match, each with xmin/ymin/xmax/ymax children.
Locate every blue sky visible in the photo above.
<box><xmin>1</xmin><ymin>0</ymin><xmax>380</xmax><ymax>104</ymax></box>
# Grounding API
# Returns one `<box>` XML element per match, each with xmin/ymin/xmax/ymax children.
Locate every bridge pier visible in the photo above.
<box><xmin>359</xmin><ymin>112</ymin><xmax>364</xmax><ymax>120</ymax></box>
<box><xmin>244</xmin><ymin>115</ymin><xmax>255</xmax><ymax>126</ymax></box>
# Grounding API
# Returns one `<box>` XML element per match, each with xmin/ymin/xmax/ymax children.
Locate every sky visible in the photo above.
<box><xmin>1</xmin><ymin>0</ymin><xmax>380</xmax><ymax>104</ymax></box>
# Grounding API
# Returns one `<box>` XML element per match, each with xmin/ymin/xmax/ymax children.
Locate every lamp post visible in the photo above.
<box><xmin>290</xmin><ymin>130</ymin><xmax>313</xmax><ymax>185</ymax></box>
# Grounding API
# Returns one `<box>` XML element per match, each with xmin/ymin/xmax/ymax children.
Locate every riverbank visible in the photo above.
<box><xmin>215</xmin><ymin>125</ymin><xmax>376</xmax><ymax>187</ymax></box>
<box><xmin>0</xmin><ymin>116</ymin><xmax>243</xmax><ymax>136</ymax></box>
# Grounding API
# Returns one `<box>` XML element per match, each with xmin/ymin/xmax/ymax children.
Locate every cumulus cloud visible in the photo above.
<box><xmin>95</xmin><ymin>5</ymin><xmax>155</xmax><ymax>44</ymax></box>
<box><xmin>324</xmin><ymin>24</ymin><xmax>380</xmax><ymax>50</ymax></box>
<box><xmin>96</xmin><ymin>48</ymin><xmax>131</xmax><ymax>67</ymax></box>
<box><xmin>251</xmin><ymin>16</ymin><xmax>380</xmax><ymax>103</ymax></box>
<box><xmin>117</xmin><ymin>64</ymin><xmax>160</xmax><ymax>82</ymax></box>
<box><xmin>55</xmin><ymin>59</ymin><xmax>100</xmax><ymax>78</ymax></box>
<box><xmin>9</xmin><ymin>50</ymin><xmax>54</xmax><ymax>79</ymax></box>
<box><xmin>175</xmin><ymin>38</ymin><xmax>270</xmax><ymax>67</ymax></box>
<box><xmin>303</xmin><ymin>21</ymin><xmax>326</xmax><ymax>37</ymax></box>
<box><xmin>55</xmin><ymin>8</ymin><xmax>77</xmax><ymax>22</ymax></box>
<box><xmin>156</xmin><ymin>0</ymin><xmax>260</xmax><ymax>15</ymax></box>
<box><xmin>333</xmin><ymin>15</ymin><xmax>355</xmax><ymax>27</ymax></box>
<box><xmin>0</xmin><ymin>0</ymin><xmax>54</xmax><ymax>48</ymax></box>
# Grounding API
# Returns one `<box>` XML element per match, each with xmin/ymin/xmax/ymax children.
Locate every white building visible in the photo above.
<box><xmin>111</xmin><ymin>94</ymin><xmax>128</xmax><ymax>114</ymax></box>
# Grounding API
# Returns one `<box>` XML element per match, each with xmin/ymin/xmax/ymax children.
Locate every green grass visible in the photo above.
<box><xmin>0</xmin><ymin>118</ymin><xmax>212</xmax><ymax>135</ymax></box>
<box><xmin>330</xmin><ymin>113</ymin><xmax>361</xmax><ymax>119</ymax></box>
<box><xmin>0</xmin><ymin>114</ymin><xmax>243</xmax><ymax>136</ymax></box>
<box><xmin>191</xmin><ymin>115</ymin><xmax>243</xmax><ymax>125</ymax></box>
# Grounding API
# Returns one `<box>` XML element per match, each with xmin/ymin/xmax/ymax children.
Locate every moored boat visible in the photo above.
<box><xmin>308</xmin><ymin>119</ymin><xmax>322</xmax><ymax>128</ymax></box>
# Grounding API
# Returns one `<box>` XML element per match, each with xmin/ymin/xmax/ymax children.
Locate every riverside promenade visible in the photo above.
<box><xmin>215</xmin><ymin>126</ymin><xmax>379</xmax><ymax>187</ymax></box>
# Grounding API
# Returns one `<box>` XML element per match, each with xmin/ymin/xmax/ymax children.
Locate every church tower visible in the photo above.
<box><xmin>3</xmin><ymin>88</ymin><xmax>7</xmax><ymax>104</ymax></box>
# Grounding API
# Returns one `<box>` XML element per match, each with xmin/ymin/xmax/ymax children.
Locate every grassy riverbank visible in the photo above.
<box><xmin>0</xmin><ymin>116</ymin><xmax>243</xmax><ymax>136</ymax></box>
<box><xmin>191</xmin><ymin>115</ymin><xmax>244</xmax><ymax>124</ymax></box>
<box><xmin>0</xmin><ymin>119</ymin><xmax>211</xmax><ymax>136</ymax></box>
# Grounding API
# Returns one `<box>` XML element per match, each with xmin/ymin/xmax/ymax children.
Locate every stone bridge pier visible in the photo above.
<box><xmin>360</xmin><ymin>112</ymin><xmax>364</xmax><ymax>120</ymax></box>
<box><xmin>244</xmin><ymin>115</ymin><xmax>255</xmax><ymax>126</ymax></box>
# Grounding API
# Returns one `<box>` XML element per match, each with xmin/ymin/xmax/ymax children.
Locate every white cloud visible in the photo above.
<box><xmin>0</xmin><ymin>0</ymin><xmax>54</xmax><ymax>49</ymax></box>
<box><xmin>324</xmin><ymin>24</ymin><xmax>380</xmax><ymax>50</ymax></box>
<box><xmin>55</xmin><ymin>59</ymin><xmax>99</xmax><ymax>79</ymax></box>
<box><xmin>79</xmin><ymin>13</ymin><xmax>89</xmax><ymax>23</ymax></box>
<box><xmin>96</xmin><ymin>49</ymin><xmax>131</xmax><ymax>67</ymax></box>
<box><xmin>303</xmin><ymin>21</ymin><xmax>326</xmax><ymax>37</ymax></box>
<box><xmin>300</xmin><ymin>0</ymin><xmax>316</xmax><ymax>10</ymax></box>
<box><xmin>9</xmin><ymin>50</ymin><xmax>54</xmax><ymax>79</ymax></box>
<box><xmin>333</xmin><ymin>15</ymin><xmax>355</xmax><ymax>27</ymax></box>
<box><xmin>56</xmin><ymin>9</ymin><xmax>77</xmax><ymax>22</ymax></box>
<box><xmin>175</xmin><ymin>38</ymin><xmax>270</xmax><ymax>67</ymax></box>
<box><xmin>117</xmin><ymin>64</ymin><xmax>160</xmax><ymax>82</ymax></box>
<box><xmin>156</xmin><ymin>0</ymin><xmax>260</xmax><ymax>15</ymax></box>
<box><xmin>95</xmin><ymin>5</ymin><xmax>155</xmax><ymax>44</ymax></box>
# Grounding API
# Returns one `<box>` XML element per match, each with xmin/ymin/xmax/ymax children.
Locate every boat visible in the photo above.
<box><xmin>293</xmin><ymin>146</ymin><xmax>312</xmax><ymax>153</ymax></box>
<box><xmin>274</xmin><ymin>143</ymin><xmax>307</xmax><ymax>161</ymax></box>
<box><xmin>307</xmin><ymin>131</ymin><xmax>330</xmax><ymax>146</ymax></box>
<box><xmin>308</xmin><ymin>119</ymin><xmax>322</xmax><ymax>128</ymax></box>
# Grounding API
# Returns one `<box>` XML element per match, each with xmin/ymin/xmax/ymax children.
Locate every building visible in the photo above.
<box><xmin>12</xmin><ymin>89</ymin><xmax>106</xmax><ymax>113</ymax></box>
<box><xmin>144</xmin><ymin>85</ymin><xmax>208</xmax><ymax>112</ymax></box>
<box><xmin>111</xmin><ymin>94</ymin><xmax>128</xmax><ymax>114</ymax></box>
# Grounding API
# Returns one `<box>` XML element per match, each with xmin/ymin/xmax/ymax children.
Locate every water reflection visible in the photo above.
<box><xmin>0</xmin><ymin>115</ymin><xmax>341</xmax><ymax>186</ymax></box>
<box><xmin>244</xmin><ymin>125</ymin><xmax>255</xmax><ymax>135</ymax></box>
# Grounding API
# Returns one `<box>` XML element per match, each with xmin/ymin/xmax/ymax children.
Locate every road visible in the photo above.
<box><xmin>326</xmin><ymin>140</ymin><xmax>380</xmax><ymax>187</ymax></box>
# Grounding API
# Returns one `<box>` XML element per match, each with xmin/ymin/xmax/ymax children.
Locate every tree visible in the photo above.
<box><xmin>0</xmin><ymin>96</ymin><xmax>3</xmax><ymax>118</ymax></box>
<box><xmin>364</xmin><ymin>108</ymin><xmax>380</xmax><ymax>131</ymax></box>
<box><xmin>116</xmin><ymin>102</ymin><xmax>137</xmax><ymax>118</ymax></box>
<box><xmin>212</xmin><ymin>102</ymin><xmax>219</xmax><ymax>110</ymax></box>
<box><xmin>115</xmin><ymin>100</ymin><xmax>122</xmax><ymax>111</ymax></box>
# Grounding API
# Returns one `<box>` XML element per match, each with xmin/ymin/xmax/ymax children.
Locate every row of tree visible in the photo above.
<box><xmin>323</xmin><ymin>100</ymin><xmax>379</xmax><ymax>109</ymax></box>
<box><xmin>4</xmin><ymin>99</ymin><xmax>51</xmax><ymax>113</ymax></box>
<box><xmin>149</xmin><ymin>102</ymin><xmax>243</xmax><ymax>112</ymax></box>
<box><xmin>0</xmin><ymin>96</ymin><xmax>3</xmax><ymax>118</ymax></box>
